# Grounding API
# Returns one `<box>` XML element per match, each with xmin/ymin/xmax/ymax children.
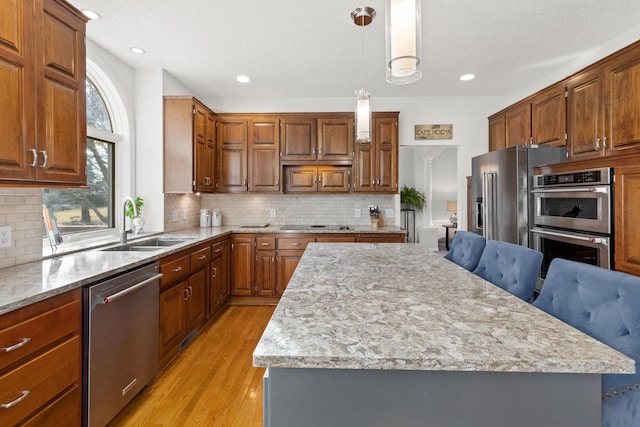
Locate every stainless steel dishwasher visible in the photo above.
<box><xmin>83</xmin><ymin>262</ymin><xmax>162</xmax><ymax>427</ymax></box>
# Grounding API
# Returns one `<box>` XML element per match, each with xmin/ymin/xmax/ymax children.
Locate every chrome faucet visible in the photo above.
<box><xmin>121</xmin><ymin>196</ymin><xmax>138</xmax><ymax>244</ymax></box>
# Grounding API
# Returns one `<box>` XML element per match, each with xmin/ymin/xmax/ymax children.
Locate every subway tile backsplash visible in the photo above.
<box><xmin>0</xmin><ymin>189</ymin><xmax>44</xmax><ymax>268</ymax></box>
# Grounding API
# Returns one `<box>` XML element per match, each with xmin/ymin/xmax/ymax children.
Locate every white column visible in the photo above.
<box><xmin>423</xmin><ymin>157</ymin><xmax>433</xmax><ymax>226</ymax></box>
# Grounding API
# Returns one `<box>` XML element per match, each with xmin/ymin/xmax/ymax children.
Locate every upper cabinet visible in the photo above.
<box><xmin>316</xmin><ymin>116</ymin><xmax>354</xmax><ymax>162</ymax></box>
<box><xmin>353</xmin><ymin>112</ymin><xmax>399</xmax><ymax>193</ymax></box>
<box><xmin>281</xmin><ymin>113</ymin><xmax>354</xmax><ymax>163</ymax></box>
<box><xmin>280</xmin><ymin>116</ymin><xmax>316</xmax><ymax>161</ymax></box>
<box><xmin>0</xmin><ymin>0</ymin><xmax>87</xmax><ymax>186</ymax></box>
<box><xmin>566</xmin><ymin>67</ymin><xmax>604</xmax><ymax>159</ymax></box>
<box><xmin>488</xmin><ymin>83</ymin><xmax>566</xmax><ymax>152</ymax></box>
<box><xmin>216</xmin><ymin>116</ymin><xmax>248</xmax><ymax>193</ymax></box>
<box><xmin>248</xmin><ymin>116</ymin><xmax>281</xmax><ymax>192</ymax></box>
<box><xmin>163</xmin><ymin>97</ymin><xmax>215</xmax><ymax>193</ymax></box>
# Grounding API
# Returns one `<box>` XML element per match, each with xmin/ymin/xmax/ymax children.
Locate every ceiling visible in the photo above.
<box><xmin>68</xmin><ymin>0</ymin><xmax>640</xmax><ymax>100</ymax></box>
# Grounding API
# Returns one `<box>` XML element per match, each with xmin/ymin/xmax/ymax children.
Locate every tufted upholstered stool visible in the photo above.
<box><xmin>443</xmin><ymin>231</ymin><xmax>486</xmax><ymax>271</ymax></box>
<box><xmin>472</xmin><ymin>240</ymin><xmax>542</xmax><ymax>301</ymax></box>
<box><xmin>533</xmin><ymin>258</ymin><xmax>640</xmax><ymax>427</ymax></box>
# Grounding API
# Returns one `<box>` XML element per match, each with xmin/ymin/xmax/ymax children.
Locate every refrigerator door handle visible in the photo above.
<box><xmin>484</xmin><ymin>171</ymin><xmax>497</xmax><ymax>240</ymax></box>
<box><xmin>482</xmin><ymin>172</ymin><xmax>488</xmax><ymax>239</ymax></box>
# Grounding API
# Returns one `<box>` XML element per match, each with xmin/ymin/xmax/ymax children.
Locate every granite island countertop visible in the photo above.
<box><xmin>253</xmin><ymin>243</ymin><xmax>635</xmax><ymax>374</ymax></box>
<box><xmin>0</xmin><ymin>225</ymin><xmax>404</xmax><ymax>315</ymax></box>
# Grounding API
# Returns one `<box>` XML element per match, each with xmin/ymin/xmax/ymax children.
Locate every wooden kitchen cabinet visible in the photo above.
<box><xmin>280</xmin><ymin>114</ymin><xmax>354</xmax><ymax>163</ymax></box>
<box><xmin>280</xmin><ymin>116</ymin><xmax>317</xmax><ymax>161</ymax></box>
<box><xmin>353</xmin><ymin>112</ymin><xmax>399</xmax><ymax>193</ymax></box>
<box><xmin>164</xmin><ymin>97</ymin><xmax>215</xmax><ymax>193</ymax></box>
<box><xmin>231</xmin><ymin>236</ymin><xmax>254</xmax><ymax>296</ymax></box>
<box><xmin>276</xmin><ymin>236</ymin><xmax>314</xmax><ymax>295</ymax></box>
<box><xmin>488</xmin><ymin>115</ymin><xmax>506</xmax><ymax>151</ymax></box>
<box><xmin>0</xmin><ymin>289</ymin><xmax>81</xmax><ymax>426</ymax></box>
<box><xmin>505</xmin><ymin>102</ymin><xmax>531</xmax><ymax>147</ymax></box>
<box><xmin>208</xmin><ymin>239</ymin><xmax>231</xmax><ymax>318</ymax></box>
<box><xmin>317</xmin><ymin>116</ymin><xmax>354</xmax><ymax>162</ymax></box>
<box><xmin>0</xmin><ymin>0</ymin><xmax>86</xmax><ymax>186</ymax></box>
<box><xmin>614</xmin><ymin>165</ymin><xmax>640</xmax><ymax>276</ymax></box>
<box><xmin>285</xmin><ymin>166</ymin><xmax>351</xmax><ymax>193</ymax></box>
<box><xmin>159</xmin><ymin>244</ymin><xmax>210</xmax><ymax>368</ymax></box>
<box><xmin>216</xmin><ymin>117</ymin><xmax>248</xmax><ymax>192</ymax></box>
<box><xmin>566</xmin><ymin>67</ymin><xmax>605</xmax><ymax>160</ymax></box>
<box><xmin>248</xmin><ymin>117</ymin><xmax>281</xmax><ymax>192</ymax></box>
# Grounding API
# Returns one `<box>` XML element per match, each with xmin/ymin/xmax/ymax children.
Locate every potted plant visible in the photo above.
<box><xmin>400</xmin><ymin>185</ymin><xmax>426</xmax><ymax>211</ymax></box>
<box><xmin>126</xmin><ymin>197</ymin><xmax>145</xmax><ymax>234</ymax></box>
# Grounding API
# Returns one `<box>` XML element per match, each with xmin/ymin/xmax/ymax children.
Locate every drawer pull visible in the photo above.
<box><xmin>172</xmin><ymin>266</ymin><xmax>183</xmax><ymax>273</ymax></box>
<box><xmin>198</xmin><ymin>255</ymin><xmax>207</xmax><ymax>260</ymax></box>
<box><xmin>212</xmin><ymin>267</ymin><xmax>217</xmax><ymax>277</ymax></box>
<box><xmin>261</xmin><ymin>242</ymin><xmax>271</xmax><ymax>246</ymax></box>
<box><xmin>1</xmin><ymin>337</ymin><xmax>31</xmax><ymax>353</ymax></box>
<box><xmin>214</xmin><ymin>248</ymin><xmax>222</xmax><ymax>253</ymax></box>
<box><xmin>291</xmin><ymin>242</ymin><xmax>301</xmax><ymax>246</ymax></box>
<box><xmin>1</xmin><ymin>390</ymin><xmax>30</xmax><ymax>409</ymax></box>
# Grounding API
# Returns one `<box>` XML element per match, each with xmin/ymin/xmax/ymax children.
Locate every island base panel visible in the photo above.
<box><xmin>263</xmin><ymin>368</ymin><xmax>601</xmax><ymax>427</ymax></box>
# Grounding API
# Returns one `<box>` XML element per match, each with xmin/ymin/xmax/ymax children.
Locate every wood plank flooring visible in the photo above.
<box><xmin>109</xmin><ymin>306</ymin><xmax>275</xmax><ymax>427</ymax></box>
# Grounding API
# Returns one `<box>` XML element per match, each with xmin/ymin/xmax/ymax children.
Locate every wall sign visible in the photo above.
<box><xmin>415</xmin><ymin>124</ymin><xmax>453</xmax><ymax>140</ymax></box>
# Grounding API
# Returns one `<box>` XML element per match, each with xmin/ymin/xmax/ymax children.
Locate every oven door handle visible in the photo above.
<box><xmin>531</xmin><ymin>187</ymin><xmax>609</xmax><ymax>194</ymax></box>
<box><xmin>100</xmin><ymin>273</ymin><xmax>163</xmax><ymax>304</ymax></box>
<box><xmin>531</xmin><ymin>228</ymin><xmax>608</xmax><ymax>245</ymax></box>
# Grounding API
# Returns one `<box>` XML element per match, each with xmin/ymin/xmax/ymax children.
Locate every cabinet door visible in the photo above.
<box><xmin>317</xmin><ymin>117</ymin><xmax>354</xmax><ymax>161</ymax></box>
<box><xmin>318</xmin><ymin>166</ymin><xmax>350</xmax><ymax>193</ymax></box>
<box><xmin>255</xmin><ymin>252</ymin><xmax>277</xmax><ymax>296</ymax></box>
<box><xmin>614</xmin><ymin>165</ymin><xmax>640</xmax><ymax>276</ymax></box>
<box><xmin>375</xmin><ymin>115</ymin><xmax>398</xmax><ymax>193</ymax></box>
<box><xmin>285</xmin><ymin>166</ymin><xmax>317</xmax><ymax>193</ymax></box>
<box><xmin>159</xmin><ymin>282</ymin><xmax>186</xmax><ymax>360</ymax></box>
<box><xmin>193</xmin><ymin>103</ymin><xmax>208</xmax><ymax>192</ymax></box>
<box><xmin>532</xmin><ymin>85</ymin><xmax>566</xmax><ymax>147</ymax></box>
<box><xmin>567</xmin><ymin>69</ymin><xmax>605</xmax><ymax>159</ymax></box>
<box><xmin>605</xmin><ymin>52</ymin><xmax>640</xmax><ymax>156</ymax></box>
<box><xmin>35</xmin><ymin>0</ymin><xmax>86</xmax><ymax>185</ymax></box>
<box><xmin>231</xmin><ymin>237</ymin><xmax>254</xmax><ymax>296</ymax></box>
<box><xmin>353</xmin><ymin>141</ymin><xmax>375</xmax><ymax>192</ymax></box>
<box><xmin>281</xmin><ymin>117</ymin><xmax>316</xmax><ymax>161</ymax></box>
<box><xmin>248</xmin><ymin>117</ymin><xmax>280</xmax><ymax>192</ymax></box>
<box><xmin>185</xmin><ymin>269</ymin><xmax>206</xmax><ymax>332</ymax></box>
<box><xmin>488</xmin><ymin>115</ymin><xmax>506</xmax><ymax>152</ymax></box>
<box><xmin>505</xmin><ymin>102</ymin><xmax>531</xmax><ymax>147</ymax></box>
<box><xmin>216</xmin><ymin>118</ymin><xmax>247</xmax><ymax>192</ymax></box>
<box><xmin>276</xmin><ymin>252</ymin><xmax>303</xmax><ymax>296</ymax></box>
<box><xmin>220</xmin><ymin>239</ymin><xmax>231</xmax><ymax>301</ymax></box>
<box><xmin>205</xmin><ymin>112</ymin><xmax>216</xmax><ymax>192</ymax></box>
<box><xmin>209</xmin><ymin>256</ymin><xmax>223</xmax><ymax>316</ymax></box>
<box><xmin>0</xmin><ymin>0</ymin><xmax>36</xmax><ymax>181</ymax></box>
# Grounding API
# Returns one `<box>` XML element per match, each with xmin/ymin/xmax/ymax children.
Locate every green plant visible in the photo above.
<box><xmin>400</xmin><ymin>185</ymin><xmax>426</xmax><ymax>211</ymax></box>
<box><xmin>125</xmin><ymin>197</ymin><xmax>144</xmax><ymax>219</ymax></box>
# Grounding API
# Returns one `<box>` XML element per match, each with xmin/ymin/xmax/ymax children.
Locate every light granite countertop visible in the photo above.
<box><xmin>253</xmin><ymin>243</ymin><xmax>635</xmax><ymax>374</ymax></box>
<box><xmin>0</xmin><ymin>225</ymin><xmax>403</xmax><ymax>315</ymax></box>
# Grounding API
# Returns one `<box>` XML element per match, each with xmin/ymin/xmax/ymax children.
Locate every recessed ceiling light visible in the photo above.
<box><xmin>130</xmin><ymin>47</ymin><xmax>146</xmax><ymax>54</ymax></box>
<box><xmin>236</xmin><ymin>75</ymin><xmax>251</xmax><ymax>83</ymax></box>
<box><xmin>460</xmin><ymin>74</ymin><xmax>476</xmax><ymax>81</ymax></box>
<box><xmin>81</xmin><ymin>9</ymin><xmax>101</xmax><ymax>20</ymax></box>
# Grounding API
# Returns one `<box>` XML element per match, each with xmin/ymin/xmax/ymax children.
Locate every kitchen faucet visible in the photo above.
<box><xmin>121</xmin><ymin>196</ymin><xmax>138</xmax><ymax>244</ymax></box>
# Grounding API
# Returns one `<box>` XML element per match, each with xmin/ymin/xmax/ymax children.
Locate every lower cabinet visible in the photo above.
<box><xmin>615</xmin><ymin>165</ymin><xmax>640</xmax><ymax>276</ymax></box>
<box><xmin>208</xmin><ymin>239</ymin><xmax>231</xmax><ymax>318</ymax></box>
<box><xmin>0</xmin><ymin>289</ymin><xmax>82</xmax><ymax>427</ymax></box>
<box><xmin>276</xmin><ymin>252</ymin><xmax>304</xmax><ymax>295</ymax></box>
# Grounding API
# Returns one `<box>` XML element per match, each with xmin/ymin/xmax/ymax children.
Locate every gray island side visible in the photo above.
<box><xmin>253</xmin><ymin>243</ymin><xmax>635</xmax><ymax>427</ymax></box>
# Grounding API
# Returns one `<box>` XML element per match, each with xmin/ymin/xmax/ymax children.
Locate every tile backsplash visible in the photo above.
<box><xmin>199</xmin><ymin>193</ymin><xmax>396</xmax><ymax>226</ymax></box>
<box><xmin>0</xmin><ymin>189</ymin><xmax>44</xmax><ymax>268</ymax></box>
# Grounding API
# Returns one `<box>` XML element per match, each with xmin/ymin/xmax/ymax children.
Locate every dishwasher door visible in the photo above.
<box><xmin>84</xmin><ymin>262</ymin><xmax>161</xmax><ymax>427</ymax></box>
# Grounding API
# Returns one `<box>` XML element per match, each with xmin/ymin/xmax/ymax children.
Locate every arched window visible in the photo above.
<box><xmin>43</xmin><ymin>77</ymin><xmax>119</xmax><ymax>242</ymax></box>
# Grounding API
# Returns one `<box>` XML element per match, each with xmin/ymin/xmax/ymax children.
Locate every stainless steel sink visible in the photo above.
<box><xmin>101</xmin><ymin>238</ymin><xmax>189</xmax><ymax>252</ymax></box>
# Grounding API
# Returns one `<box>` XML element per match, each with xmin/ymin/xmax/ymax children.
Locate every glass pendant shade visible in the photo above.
<box><xmin>355</xmin><ymin>88</ymin><xmax>372</xmax><ymax>142</ymax></box>
<box><xmin>385</xmin><ymin>0</ymin><xmax>422</xmax><ymax>85</ymax></box>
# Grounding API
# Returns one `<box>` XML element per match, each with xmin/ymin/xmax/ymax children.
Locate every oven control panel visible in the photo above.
<box><xmin>534</xmin><ymin>167</ymin><xmax>611</xmax><ymax>187</ymax></box>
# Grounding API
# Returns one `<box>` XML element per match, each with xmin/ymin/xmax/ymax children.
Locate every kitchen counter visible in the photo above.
<box><xmin>253</xmin><ymin>243</ymin><xmax>635</xmax><ymax>427</ymax></box>
<box><xmin>0</xmin><ymin>225</ymin><xmax>404</xmax><ymax>315</ymax></box>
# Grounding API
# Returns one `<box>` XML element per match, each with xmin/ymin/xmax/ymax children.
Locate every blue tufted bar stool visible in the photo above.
<box><xmin>533</xmin><ymin>258</ymin><xmax>640</xmax><ymax>427</ymax></box>
<box><xmin>443</xmin><ymin>231</ymin><xmax>486</xmax><ymax>271</ymax></box>
<box><xmin>472</xmin><ymin>239</ymin><xmax>543</xmax><ymax>301</ymax></box>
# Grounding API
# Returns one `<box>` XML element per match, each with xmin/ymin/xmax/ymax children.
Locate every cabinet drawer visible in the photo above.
<box><xmin>21</xmin><ymin>384</ymin><xmax>81</xmax><ymax>427</ymax></box>
<box><xmin>211</xmin><ymin>241</ymin><xmax>224</xmax><ymax>259</ymax></box>
<box><xmin>0</xmin><ymin>336</ymin><xmax>80</xmax><ymax>427</ymax></box>
<box><xmin>0</xmin><ymin>298</ymin><xmax>80</xmax><ymax>372</ymax></box>
<box><xmin>190</xmin><ymin>246</ymin><xmax>211</xmax><ymax>270</ymax></box>
<box><xmin>160</xmin><ymin>255</ymin><xmax>190</xmax><ymax>285</ymax></box>
<box><xmin>277</xmin><ymin>237</ymin><xmax>314</xmax><ymax>250</ymax></box>
<box><xmin>256</xmin><ymin>237</ymin><xmax>276</xmax><ymax>250</ymax></box>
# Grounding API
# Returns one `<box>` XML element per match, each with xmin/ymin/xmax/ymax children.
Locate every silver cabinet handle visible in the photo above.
<box><xmin>214</xmin><ymin>248</ymin><xmax>222</xmax><ymax>253</ymax></box>
<box><xmin>312</xmin><ymin>147</ymin><xmax>316</xmax><ymax>155</ymax></box>
<box><xmin>183</xmin><ymin>288</ymin><xmax>189</xmax><ymax>301</ymax></box>
<box><xmin>101</xmin><ymin>274</ymin><xmax>163</xmax><ymax>304</ymax></box>
<box><xmin>39</xmin><ymin>150</ymin><xmax>47</xmax><ymax>168</ymax></box>
<box><xmin>1</xmin><ymin>390</ymin><xmax>30</xmax><ymax>409</ymax></box>
<box><xmin>291</xmin><ymin>242</ymin><xmax>301</xmax><ymax>247</ymax></box>
<box><xmin>261</xmin><ymin>242</ymin><xmax>270</xmax><ymax>246</ymax></box>
<box><xmin>1</xmin><ymin>337</ymin><xmax>31</xmax><ymax>353</ymax></box>
<box><xmin>596</xmin><ymin>138</ymin><xmax>600</xmax><ymax>150</ymax></box>
<box><xmin>603</xmin><ymin>136</ymin><xmax>607</xmax><ymax>149</ymax></box>
<box><xmin>211</xmin><ymin>267</ymin><xmax>217</xmax><ymax>277</ymax></box>
<box><xmin>243</xmin><ymin>179</ymin><xmax>247</xmax><ymax>187</ymax></box>
<box><xmin>198</xmin><ymin>255</ymin><xmax>206</xmax><ymax>260</ymax></box>
<box><xmin>187</xmin><ymin>286</ymin><xmax>193</xmax><ymax>297</ymax></box>
<box><xmin>28</xmin><ymin>149</ymin><xmax>37</xmax><ymax>167</ymax></box>
<box><xmin>172</xmin><ymin>266</ymin><xmax>183</xmax><ymax>273</ymax></box>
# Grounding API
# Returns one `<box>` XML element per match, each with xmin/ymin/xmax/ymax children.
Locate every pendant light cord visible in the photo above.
<box><xmin>361</xmin><ymin>14</ymin><xmax>365</xmax><ymax>90</ymax></box>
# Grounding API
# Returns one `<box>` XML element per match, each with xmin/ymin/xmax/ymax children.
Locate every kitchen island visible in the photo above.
<box><xmin>253</xmin><ymin>243</ymin><xmax>635</xmax><ymax>427</ymax></box>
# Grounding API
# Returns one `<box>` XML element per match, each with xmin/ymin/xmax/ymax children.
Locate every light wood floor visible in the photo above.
<box><xmin>109</xmin><ymin>306</ymin><xmax>275</xmax><ymax>427</ymax></box>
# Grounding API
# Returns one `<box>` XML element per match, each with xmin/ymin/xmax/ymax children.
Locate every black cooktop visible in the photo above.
<box><xmin>279</xmin><ymin>225</ymin><xmax>352</xmax><ymax>231</ymax></box>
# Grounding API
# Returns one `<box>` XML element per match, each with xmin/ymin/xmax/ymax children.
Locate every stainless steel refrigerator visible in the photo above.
<box><xmin>471</xmin><ymin>145</ymin><xmax>566</xmax><ymax>247</ymax></box>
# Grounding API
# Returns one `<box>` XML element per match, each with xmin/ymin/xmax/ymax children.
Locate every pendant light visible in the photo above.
<box><xmin>351</xmin><ymin>7</ymin><xmax>375</xmax><ymax>143</ymax></box>
<box><xmin>385</xmin><ymin>0</ymin><xmax>422</xmax><ymax>85</ymax></box>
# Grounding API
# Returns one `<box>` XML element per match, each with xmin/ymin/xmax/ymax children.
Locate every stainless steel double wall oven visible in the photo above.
<box><xmin>531</xmin><ymin>167</ymin><xmax>613</xmax><ymax>278</ymax></box>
